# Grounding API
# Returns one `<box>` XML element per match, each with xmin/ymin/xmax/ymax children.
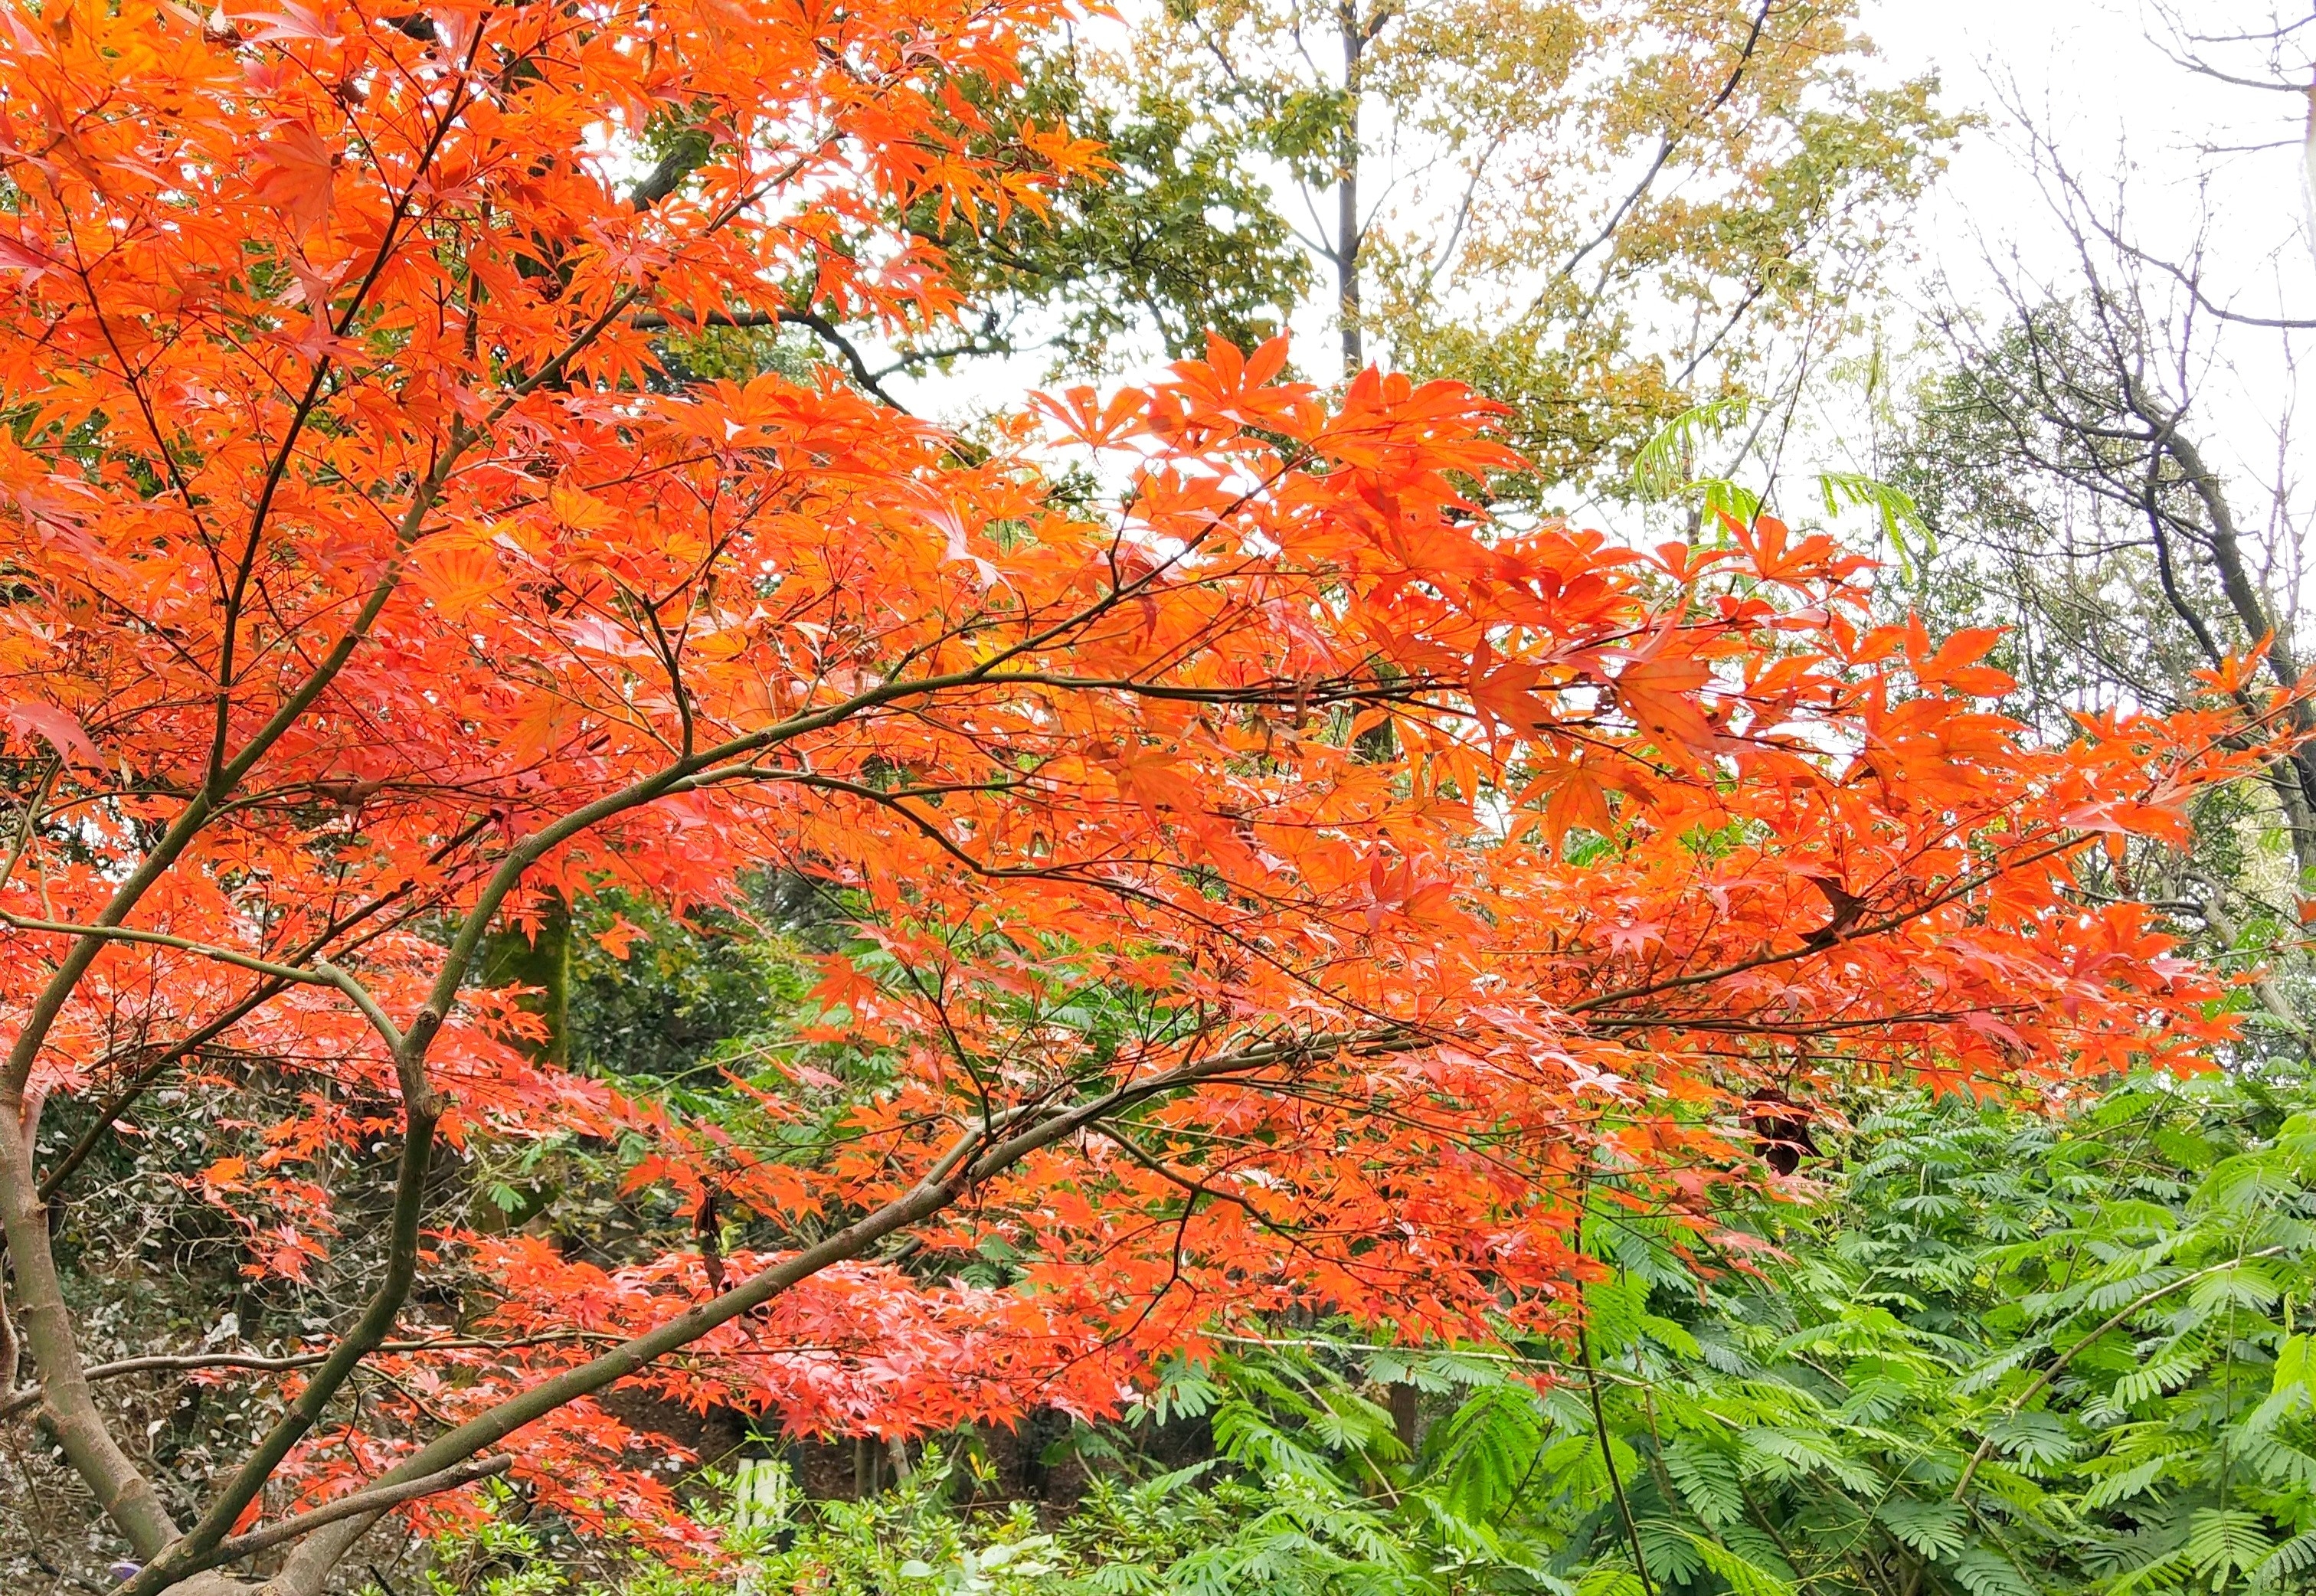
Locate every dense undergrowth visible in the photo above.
<box><xmin>409</xmin><ymin>1068</ymin><xmax>2316</xmax><ymax>1596</ymax></box>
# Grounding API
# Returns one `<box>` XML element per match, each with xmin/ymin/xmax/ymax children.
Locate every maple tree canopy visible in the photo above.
<box><xmin>0</xmin><ymin>3</ymin><xmax>2287</xmax><ymax>1593</ymax></box>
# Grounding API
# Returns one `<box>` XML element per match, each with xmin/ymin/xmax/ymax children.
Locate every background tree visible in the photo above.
<box><xmin>1880</xmin><ymin>25</ymin><xmax>2316</xmax><ymax>1061</ymax></box>
<box><xmin>1124</xmin><ymin>0</ymin><xmax>1956</xmax><ymax>494</ymax></box>
<box><xmin>705</xmin><ymin>46</ymin><xmax>1317</xmax><ymax>402</ymax></box>
<box><xmin>906</xmin><ymin>47</ymin><xmax>1317</xmax><ymax>379</ymax></box>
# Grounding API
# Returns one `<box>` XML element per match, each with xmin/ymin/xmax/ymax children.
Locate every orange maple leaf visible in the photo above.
<box><xmin>250</xmin><ymin>119</ymin><xmax>338</xmax><ymax>235</ymax></box>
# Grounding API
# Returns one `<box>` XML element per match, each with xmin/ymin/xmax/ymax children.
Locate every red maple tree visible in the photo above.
<box><xmin>0</xmin><ymin>2</ymin><xmax>2283</xmax><ymax>1591</ymax></box>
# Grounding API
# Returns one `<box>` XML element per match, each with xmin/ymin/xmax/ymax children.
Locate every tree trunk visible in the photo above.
<box><xmin>479</xmin><ymin>889</ymin><xmax>571</xmax><ymax>1067</ymax></box>
<box><xmin>1388</xmin><ymin>1379</ymin><xmax>1420</xmax><ymax>1452</ymax></box>
<box><xmin>0</xmin><ymin>1087</ymin><xmax>182</xmax><ymax>1558</ymax></box>
<box><xmin>2157</xmin><ymin>420</ymin><xmax>2316</xmax><ymax>878</ymax></box>
<box><xmin>1336</xmin><ymin>3</ymin><xmax>1364</xmax><ymax>374</ymax></box>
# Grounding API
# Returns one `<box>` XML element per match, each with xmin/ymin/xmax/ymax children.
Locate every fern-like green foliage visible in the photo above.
<box><xmin>420</xmin><ymin>1074</ymin><xmax>2316</xmax><ymax>1596</ymax></box>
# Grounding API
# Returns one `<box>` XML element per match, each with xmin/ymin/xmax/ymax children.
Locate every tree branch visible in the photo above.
<box><xmin>260</xmin><ymin>1031</ymin><xmax>1379</xmax><ymax>1594</ymax></box>
<box><xmin>147</xmin><ymin>1454</ymin><xmax>512</xmax><ymax>1581</ymax></box>
<box><xmin>1537</xmin><ymin>0</ymin><xmax>1774</xmax><ymax>300</ymax></box>
<box><xmin>629</xmin><ymin>306</ymin><xmax>911</xmax><ymax>409</ymax></box>
<box><xmin>0</xmin><ymin>1333</ymin><xmax>633</xmax><ymax>1424</ymax></box>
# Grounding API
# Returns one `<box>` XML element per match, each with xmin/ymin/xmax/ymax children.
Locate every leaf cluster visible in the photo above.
<box><xmin>571</xmin><ymin>1071</ymin><xmax>2316</xmax><ymax>1596</ymax></box>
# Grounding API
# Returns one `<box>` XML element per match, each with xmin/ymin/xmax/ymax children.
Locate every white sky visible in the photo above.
<box><xmin>1863</xmin><ymin>0</ymin><xmax>2311</xmax><ymax>306</ymax></box>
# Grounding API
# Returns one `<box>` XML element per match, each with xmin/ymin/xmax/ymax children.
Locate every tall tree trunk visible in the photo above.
<box><xmin>2129</xmin><ymin>379</ymin><xmax>2316</xmax><ymax>878</ymax></box>
<box><xmin>471</xmin><ymin>891</ymin><xmax>572</xmax><ymax>1234</ymax></box>
<box><xmin>479</xmin><ymin>890</ymin><xmax>571</xmax><ymax>1068</ymax></box>
<box><xmin>2301</xmin><ymin>77</ymin><xmax>2316</xmax><ymax>274</ymax></box>
<box><xmin>1336</xmin><ymin>2</ymin><xmax>1363</xmax><ymax>374</ymax></box>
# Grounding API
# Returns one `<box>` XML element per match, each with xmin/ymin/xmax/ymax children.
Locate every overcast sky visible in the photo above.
<box><xmin>1862</xmin><ymin>0</ymin><xmax>2311</xmax><ymax>302</ymax></box>
<box><xmin>1838</xmin><ymin>1</ymin><xmax>2314</xmax><ymax>570</ymax></box>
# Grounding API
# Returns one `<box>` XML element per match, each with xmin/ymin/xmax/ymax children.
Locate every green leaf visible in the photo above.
<box><xmin>2076</xmin><ymin>1451</ymin><xmax>2180</xmax><ymax>1509</ymax></box>
<box><xmin>1945</xmin><ymin>1546</ymin><xmax>2038</xmax><ymax>1596</ymax></box>
<box><xmin>1636</xmin><ymin>1519</ymin><xmax>1708</xmax><ymax>1584</ymax></box>
<box><xmin>1817</xmin><ymin>469</ymin><xmax>1935</xmax><ymax>580</ymax></box>
<box><xmin>1877</xmin><ymin>1498</ymin><xmax>1969</xmax><ymax>1557</ymax></box>
<box><xmin>1739</xmin><ymin>1426</ymin><xmax>1883</xmax><ymax>1493</ymax></box>
<box><xmin>2188</xmin><ymin>1261</ymin><xmax>2283</xmax><ymax>1313</ymax></box>
<box><xmin>1663</xmin><ymin>1437</ymin><xmax>1745</xmax><ymax>1527</ymax></box>
<box><xmin>1574</xmin><ymin>1568</ymin><xmax>1648</xmax><ymax>1596</ymax></box>
<box><xmin>1431</xmin><ymin>1384</ymin><xmax>1548</xmax><ymax>1521</ymax></box>
<box><xmin>1986</xmin><ymin>1410</ymin><xmax>2078</xmax><ymax>1469</ymax></box>
<box><xmin>1684</xmin><ymin>1532</ymin><xmax>1798</xmax><ymax>1596</ymax></box>
<box><xmin>2186</xmin><ymin>1509</ymin><xmax>2273</xmax><ymax>1580</ymax></box>
<box><xmin>1697</xmin><ymin>477</ymin><xmax>1763</xmax><ymax>530</ymax></box>
<box><xmin>2252</xmin><ymin>1530</ymin><xmax>2316</xmax><ymax>1589</ymax></box>
<box><xmin>1583</xmin><ymin>1273</ymin><xmax>1647</xmax><ymax>1360</ymax></box>
<box><xmin>2111</xmin><ymin>1340</ymin><xmax>2208</xmax><ymax>1407</ymax></box>
<box><xmin>1628</xmin><ymin>398</ymin><xmax>1750</xmax><ymax>501</ymax></box>
<box><xmin>1639</xmin><ymin>1312</ymin><xmax>1703</xmax><ymax>1359</ymax></box>
<box><xmin>2239</xmin><ymin>1431</ymin><xmax>2316</xmax><ymax>1487</ymax></box>
<box><xmin>2272</xmin><ymin>1332</ymin><xmax>2311</xmax><ymax>1396</ymax></box>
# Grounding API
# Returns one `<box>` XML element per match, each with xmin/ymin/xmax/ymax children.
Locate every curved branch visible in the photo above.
<box><xmin>1566</xmin><ymin>835</ymin><xmax>2087</xmax><ymax>1016</ymax></box>
<box><xmin>629</xmin><ymin>306</ymin><xmax>910</xmax><ymax>410</ymax></box>
<box><xmin>165</xmin><ymin>1454</ymin><xmax>512</xmax><ymax>1575</ymax></box>
<box><xmin>257</xmin><ymin>1031</ymin><xmax>1382</xmax><ymax>1594</ymax></box>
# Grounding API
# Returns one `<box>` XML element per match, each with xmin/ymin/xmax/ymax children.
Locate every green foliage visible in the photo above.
<box><xmin>914</xmin><ymin>50</ymin><xmax>1312</xmax><ymax>376</ymax></box>
<box><xmin>1627</xmin><ymin>399</ymin><xmax>1753</xmax><ymax>503</ymax></box>
<box><xmin>669</xmin><ymin>1073</ymin><xmax>2316</xmax><ymax>1596</ymax></box>
<box><xmin>565</xmin><ymin>882</ymin><xmax>838</xmax><ymax>1084</ymax></box>
<box><xmin>417</xmin><ymin>1479</ymin><xmax>733</xmax><ymax>1596</ymax></box>
<box><xmin>408</xmin><ymin>1073</ymin><xmax>2316</xmax><ymax>1596</ymax></box>
<box><xmin>1627</xmin><ymin>401</ymin><xmax>1932</xmax><ymax>580</ymax></box>
<box><xmin>1816</xmin><ymin>471</ymin><xmax>1935</xmax><ymax>582</ymax></box>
